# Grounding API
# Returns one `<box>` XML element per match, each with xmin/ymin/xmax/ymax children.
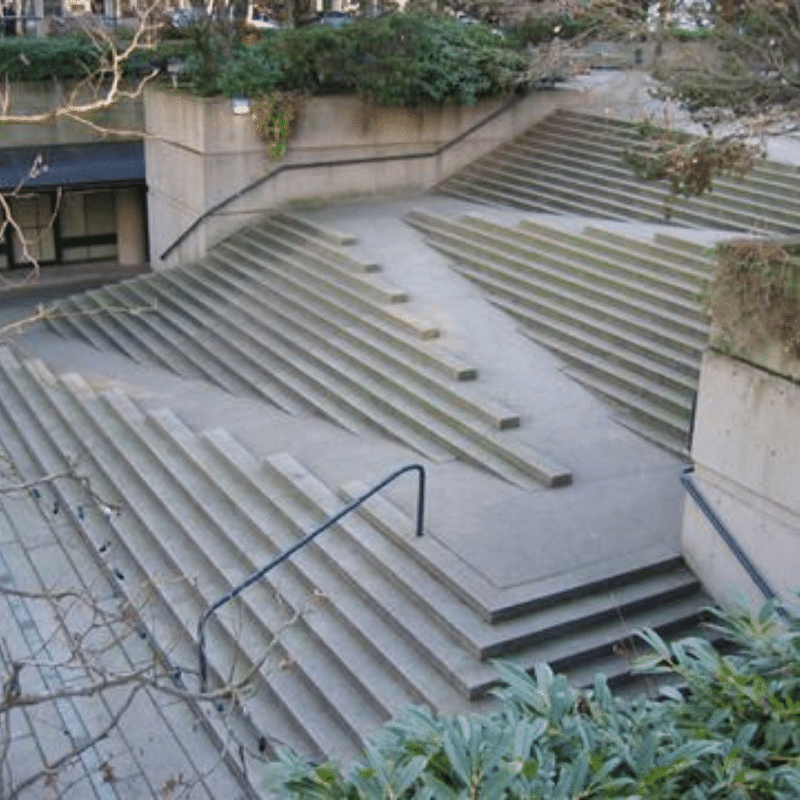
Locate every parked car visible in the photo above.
<box><xmin>308</xmin><ymin>10</ymin><xmax>352</xmax><ymax>27</ymax></box>
<box><xmin>249</xmin><ymin>10</ymin><xmax>280</xmax><ymax>29</ymax></box>
<box><xmin>170</xmin><ymin>6</ymin><xmax>208</xmax><ymax>28</ymax></box>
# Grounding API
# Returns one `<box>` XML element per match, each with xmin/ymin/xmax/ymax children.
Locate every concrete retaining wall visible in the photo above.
<box><xmin>2</xmin><ymin>81</ymin><xmax>144</xmax><ymax>147</ymax></box>
<box><xmin>145</xmin><ymin>85</ymin><xmax>582</xmax><ymax>267</ymax></box>
<box><xmin>682</xmin><ymin>348</ymin><xmax>800</xmax><ymax>613</ymax></box>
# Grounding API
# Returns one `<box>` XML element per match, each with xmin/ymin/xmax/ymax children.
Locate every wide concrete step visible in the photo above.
<box><xmin>0</xmin><ymin>354</ymin><xmax>337</xmax><ymax>763</ymax></box>
<box><xmin>465</xmin><ymin>151</ymin><xmax>669</xmax><ymax>215</ymax></box>
<box><xmin>0</xmin><ymin>346</ymin><xmax>713</xmax><ymax>755</ymax></box>
<box><xmin>459</xmin><ymin>214</ymin><xmax>711</xmax><ymax>320</ymax></box>
<box><xmin>45</xmin><ymin>292</ymin><xmax>188</xmax><ymax>373</ymax></box>
<box><xmin>96</xmin><ymin>401</ymin><xmax>423</xmax><ymax>744</ymax></box>
<box><xmin>542</xmin><ymin>110</ymin><xmax>800</xmax><ymax>218</ymax></box>
<box><xmin>106</xmin><ymin>279</ymin><xmax>302</xmax><ymax>408</ymax></box>
<box><xmin>0</xmin><ymin>366</ymin><xmax>312</xmax><ymax>772</ymax></box>
<box><xmin>574</xmin><ymin>224</ymin><xmax>715</xmax><ymax>276</ymax></box>
<box><xmin>266</xmin><ymin>209</ymin><xmax>360</xmax><ymax>248</ymax></box>
<box><xmin>451</xmin><ymin>157</ymin><xmax>752</xmax><ymax>231</ymax></box>
<box><xmin>495</xmin><ymin>142</ymin><xmax>800</xmax><ymax>232</ymax></box>
<box><xmin>491</xmin><ymin>294</ymin><xmax>699</xmax><ymax>402</ymax></box>
<box><xmin>407</xmin><ymin>210</ymin><xmax>704</xmax><ymax>451</ymax></box>
<box><xmin>472</xmin><ymin>265</ymin><xmax>702</xmax><ymax>378</ymax></box>
<box><xmin>440</xmin><ymin>166</ymin><xmax>646</xmax><ymax>222</ymax></box>
<box><xmin>559</xmin><ymin>363</ymin><xmax>692</xmax><ymax>451</ymax></box>
<box><xmin>509</xmin><ymin>132</ymin><xmax>800</xmax><ymax>225</ymax></box>
<box><xmin>4</xmin><ymin>354</ymin><xmax>406</xmax><ymax>763</ymax></box>
<box><xmin>208</xmin><ymin>240</ymin><xmax>453</xmax><ymax>373</ymax></box>
<box><xmin>200</xmin><ymin>442</ymin><xmax>706</xmax><ymax>699</ymax></box>
<box><xmin>438</xmin><ymin>177</ymin><xmax>583</xmax><ymax>216</ymax></box>
<box><xmin>213</xmin><ymin>238</ymin><xmax>470</xmax><ymax>378</ymax></box>
<box><xmin>234</xmin><ymin>224</ymin><xmax>408</xmax><ymax>306</ymax></box>
<box><xmin>443</xmin><ymin>108</ymin><xmax>800</xmax><ymax>233</ymax></box>
<box><xmin>146</xmin><ymin>413</ymin><xmax>471</xmax><ymax>719</ymax></box>
<box><xmin>406</xmin><ymin>211</ymin><xmax>709</xmax><ymax>350</ymax></box>
<box><xmin>141</xmin><ymin>257</ymin><xmax>571</xmax><ymax>486</ymax></box>
<box><xmin>254</xmin><ymin>211</ymin><xmax>375</xmax><ymax>269</ymax></box>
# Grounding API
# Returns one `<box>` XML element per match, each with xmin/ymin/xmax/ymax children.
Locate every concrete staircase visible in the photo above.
<box><xmin>0</xmin><ymin>401</ymin><xmax>253</xmax><ymax>798</ymax></box>
<box><xmin>406</xmin><ymin>210</ymin><xmax>714</xmax><ymax>454</ymax></box>
<box><xmin>45</xmin><ymin>212</ymin><xmax>570</xmax><ymax>490</ymax></box>
<box><xmin>437</xmin><ymin>108</ymin><xmax>800</xmax><ymax>234</ymax></box>
<box><xmin>0</xmin><ymin>343</ymin><xmax>712</xmax><ymax>769</ymax></box>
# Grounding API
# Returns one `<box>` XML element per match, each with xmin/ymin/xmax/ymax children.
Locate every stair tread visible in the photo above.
<box><xmin>238</xmin><ymin>225</ymin><xmax>408</xmax><ymax>305</ymax></box>
<box><xmin>211</xmin><ymin>242</ymin><xmax>466</xmax><ymax>377</ymax></box>
<box><xmin>409</xmin><ymin>216</ymin><xmax>709</xmax><ymax>348</ymax></box>
<box><xmin>488</xmin><ymin>293</ymin><xmax>700</xmax><ymax>397</ymax></box>
<box><xmin>412</xmin><ymin>211</ymin><xmax>710</xmax><ymax>332</ymax></box>
<box><xmin>0</xmin><ymin>355</ymin><xmax>367</xmax><ymax>761</ymax></box>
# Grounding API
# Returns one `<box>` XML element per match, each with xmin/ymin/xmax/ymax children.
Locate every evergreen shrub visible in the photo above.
<box><xmin>265</xmin><ymin>600</ymin><xmax>800</xmax><ymax>799</ymax></box>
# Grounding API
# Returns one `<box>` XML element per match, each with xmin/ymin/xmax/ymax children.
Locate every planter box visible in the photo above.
<box><xmin>144</xmin><ymin>84</ymin><xmax>580</xmax><ymax>266</ymax></box>
<box><xmin>682</xmin><ymin>345</ymin><xmax>800</xmax><ymax>614</ymax></box>
<box><xmin>2</xmin><ymin>80</ymin><xmax>144</xmax><ymax>147</ymax></box>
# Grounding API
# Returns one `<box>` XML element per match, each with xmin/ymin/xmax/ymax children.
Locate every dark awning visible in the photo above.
<box><xmin>0</xmin><ymin>140</ymin><xmax>144</xmax><ymax>191</ymax></box>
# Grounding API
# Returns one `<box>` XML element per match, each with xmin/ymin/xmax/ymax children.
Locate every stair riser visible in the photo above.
<box><xmin>239</xmin><ymin>227</ymin><xmax>408</xmax><ymax>305</ymax></box>
<box><xmin>479</xmin><ymin>578</ymin><xmax>702</xmax><ymax>659</ymax></box>
<box><xmin>566</xmin><ymin>373</ymin><xmax>690</xmax><ymax>444</ymax></box>
<box><xmin>512</xmin><ymin>134</ymin><xmax>800</xmax><ymax>220</ymax></box>
<box><xmin>453</xmin><ymin>165</ymin><xmax>668</xmax><ymax>223</ymax></box>
<box><xmin>577</xmin><ymin>225</ymin><xmax>714</xmax><ymax>273</ymax></box>
<box><xmin>499</xmin><ymin>301</ymin><xmax>699</xmax><ymax>393</ymax></box>
<box><xmin>213</xmin><ymin>243</ymin><xmax>468</xmax><ymax>379</ymax></box>
<box><xmin>500</xmin><ymin>311</ymin><xmax>696</xmax><ymax>418</ymax></box>
<box><xmin>189</xmin><ymin>256</ymin><xmax>514</xmax><ymax>431</ymax></box>
<box><xmin>144</xmin><ymin>414</ymin><xmax>439</xmax><ymax>720</ymax></box>
<box><xmin>420</xmin><ymin>233</ymin><xmax>709</xmax><ymax>350</ymax></box>
<box><xmin>114</xmin><ymin>279</ymin><xmax>285</xmax><ymax>403</ymax></box>
<box><xmin>548</xmin><ymin>111</ymin><xmax>800</xmax><ymax>203</ymax></box>
<box><xmin>468</xmin><ymin>158</ymin><xmax>785</xmax><ymax>232</ymax></box>
<box><xmin>458</xmin><ymin>216</ymin><xmax>711</xmax><ymax>316</ymax></box>
<box><xmin>44</xmin><ymin>382</ymin><xmax>376</xmax><ymax>757</ymax></box>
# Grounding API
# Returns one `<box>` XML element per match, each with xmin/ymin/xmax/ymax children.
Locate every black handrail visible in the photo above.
<box><xmin>160</xmin><ymin>88</ymin><xmax>537</xmax><ymax>262</ymax></box>
<box><xmin>197</xmin><ymin>462</ymin><xmax>426</xmax><ymax>690</ymax></box>
<box><xmin>680</xmin><ymin>465</ymin><xmax>788</xmax><ymax>619</ymax></box>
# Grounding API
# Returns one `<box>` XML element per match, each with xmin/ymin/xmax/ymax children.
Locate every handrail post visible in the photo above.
<box><xmin>197</xmin><ymin>463</ymin><xmax>426</xmax><ymax>692</ymax></box>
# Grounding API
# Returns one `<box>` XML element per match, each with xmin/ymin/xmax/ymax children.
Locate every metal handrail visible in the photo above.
<box><xmin>160</xmin><ymin>88</ymin><xmax>535</xmax><ymax>262</ymax></box>
<box><xmin>197</xmin><ymin>462</ymin><xmax>426</xmax><ymax>690</ymax></box>
<box><xmin>680</xmin><ymin>465</ymin><xmax>788</xmax><ymax>619</ymax></box>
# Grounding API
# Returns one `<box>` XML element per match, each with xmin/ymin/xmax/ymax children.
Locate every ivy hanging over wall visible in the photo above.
<box><xmin>250</xmin><ymin>92</ymin><xmax>303</xmax><ymax>160</ymax></box>
<box><xmin>708</xmin><ymin>239</ymin><xmax>800</xmax><ymax>358</ymax></box>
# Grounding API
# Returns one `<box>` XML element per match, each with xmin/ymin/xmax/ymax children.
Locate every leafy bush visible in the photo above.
<box><xmin>348</xmin><ymin>14</ymin><xmax>528</xmax><ymax>107</ymax></box>
<box><xmin>218</xmin><ymin>42</ymin><xmax>283</xmax><ymax>98</ymax></box>
<box><xmin>0</xmin><ymin>13</ymin><xmax>533</xmax><ymax>107</ymax></box>
<box><xmin>271</xmin><ymin>24</ymin><xmax>355</xmax><ymax>95</ymax></box>
<box><xmin>508</xmin><ymin>13</ymin><xmax>591</xmax><ymax>46</ymax></box>
<box><xmin>265</xmin><ymin>600</ymin><xmax>800</xmax><ymax>799</ymax></box>
<box><xmin>0</xmin><ymin>35</ymin><xmax>102</xmax><ymax>81</ymax></box>
<box><xmin>177</xmin><ymin>12</ymin><xmax>530</xmax><ymax>106</ymax></box>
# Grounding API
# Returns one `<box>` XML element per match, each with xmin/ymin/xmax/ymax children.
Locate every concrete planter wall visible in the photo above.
<box><xmin>2</xmin><ymin>81</ymin><xmax>144</xmax><ymax>147</ymax></box>
<box><xmin>145</xmin><ymin>84</ymin><xmax>581</xmax><ymax>267</ymax></box>
<box><xmin>682</xmin><ymin>342</ymin><xmax>800</xmax><ymax>613</ymax></box>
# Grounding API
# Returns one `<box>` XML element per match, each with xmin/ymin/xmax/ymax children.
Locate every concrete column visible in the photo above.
<box><xmin>115</xmin><ymin>187</ymin><xmax>147</xmax><ymax>266</ymax></box>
